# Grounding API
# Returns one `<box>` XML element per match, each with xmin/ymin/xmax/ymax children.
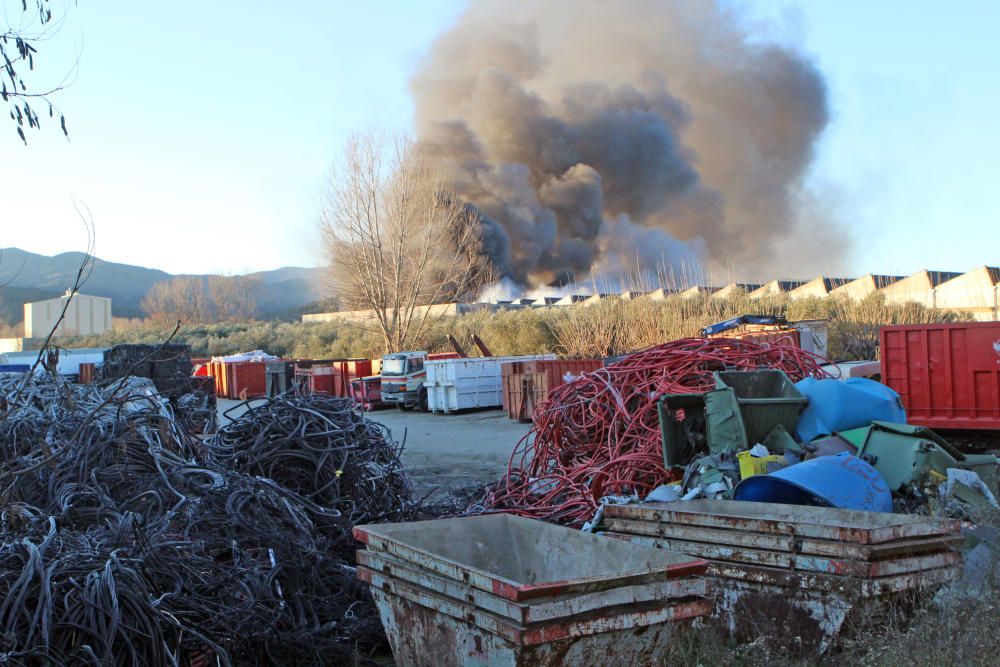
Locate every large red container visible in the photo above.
<box><xmin>191</xmin><ymin>357</ymin><xmax>211</xmax><ymax>377</ymax></box>
<box><xmin>208</xmin><ymin>361</ymin><xmax>230</xmax><ymax>398</ymax></box>
<box><xmin>309</xmin><ymin>365</ymin><xmax>336</xmax><ymax>394</ymax></box>
<box><xmin>881</xmin><ymin>322</ymin><xmax>1000</xmax><ymax>431</ymax></box>
<box><xmin>330</xmin><ymin>359</ymin><xmax>374</xmax><ymax>397</ymax></box>
<box><xmin>228</xmin><ymin>361</ymin><xmax>266</xmax><ymax>399</ymax></box>
<box><xmin>77</xmin><ymin>362</ymin><xmax>96</xmax><ymax>384</ymax></box>
<box><xmin>502</xmin><ymin>359</ymin><xmax>603</xmax><ymax>421</ymax></box>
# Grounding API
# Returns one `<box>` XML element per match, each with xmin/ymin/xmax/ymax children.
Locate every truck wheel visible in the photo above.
<box><xmin>419</xmin><ymin>388</ymin><xmax>429</xmax><ymax>412</ymax></box>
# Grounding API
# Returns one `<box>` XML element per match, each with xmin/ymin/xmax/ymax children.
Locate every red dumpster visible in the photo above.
<box><xmin>208</xmin><ymin>361</ymin><xmax>230</xmax><ymax>398</ymax></box>
<box><xmin>502</xmin><ymin>359</ymin><xmax>604</xmax><ymax>421</ymax></box>
<box><xmin>228</xmin><ymin>361</ymin><xmax>266</xmax><ymax>399</ymax></box>
<box><xmin>330</xmin><ymin>359</ymin><xmax>374</xmax><ymax>397</ymax></box>
<box><xmin>881</xmin><ymin>322</ymin><xmax>1000</xmax><ymax>431</ymax></box>
<box><xmin>309</xmin><ymin>365</ymin><xmax>336</xmax><ymax>394</ymax></box>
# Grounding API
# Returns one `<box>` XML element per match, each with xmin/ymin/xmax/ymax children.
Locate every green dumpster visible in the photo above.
<box><xmin>713</xmin><ymin>370</ymin><xmax>808</xmax><ymax>446</ymax></box>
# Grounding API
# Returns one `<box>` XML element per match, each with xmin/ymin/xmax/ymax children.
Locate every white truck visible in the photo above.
<box><xmin>379</xmin><ymin>351</ymin><xmax>458</xmax><ymax>410</ymax></box>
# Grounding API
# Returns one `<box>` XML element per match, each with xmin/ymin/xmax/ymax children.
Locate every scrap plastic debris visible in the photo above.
<box><xmin>794</xmin><ymin>377</ymin><xmax>906</xmax><ymax>442</ymax></box>
<box><xmin>479</xmin><ymin>337</ymin><xmax>828</xmax><ymax>526</ymax></box>
<box><xmin>942</xmin><ymin>468</ymin><xmax>1000</xmax><ymax>509</ymax></box>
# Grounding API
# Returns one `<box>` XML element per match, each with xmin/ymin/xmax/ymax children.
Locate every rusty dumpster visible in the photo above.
<box><xmin>354</xmin><ymin>513</ymin><xmax>710</xmax><ymax>667</ymax></box>
<box><xmin>501</xmin><ymin>359</ymin><xmax>603</xmax><ymax>421</ymax></box>
<box><xmin>601</xmin><ymin>499</ymin><xmax>961</xmax><ymax>651</ymax></box>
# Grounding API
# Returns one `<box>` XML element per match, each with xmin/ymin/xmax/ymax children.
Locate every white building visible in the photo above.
<box><xmin>787</xmin><ymin>276</ymin><xmax>854</xmax><ymax>300</ymax></box>
<box><xmin>828</xmin><ymin>274</ymin><xmax>903</xmax><ymax>300</ymax></box>
<box><xmin>24</xmin><ymin>292</ymin><xmax>112</xmax><ymax>338</ymax></box>
<box><xmin>879</xmin><ymin>270</ymin><xmax>961</xmax><ymax>309</ymax></box>
<box><xmin>933</xmin><ymin>266</ymin><xmax>1000</xmax><ymax>321</ymax></box>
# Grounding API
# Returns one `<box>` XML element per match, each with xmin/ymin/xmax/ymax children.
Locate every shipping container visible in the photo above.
<box><xmin>881</xmin><ymin>322</ymin><xmax>1000</xmax><ymax>431</ymax></box>
<box><xmin>502</xmin><ymin>359</ymin><xmax>603</xmax><ymax>421</ymax></box>
<box><xmin>191</xmin><ymin>357</ymin><xmax>211</xmax><ymax>377</ymax></box>
<box><xmin>425</xmin><ymin>354</ymin><xmax>556</xmax><ymax>413</ymax></box>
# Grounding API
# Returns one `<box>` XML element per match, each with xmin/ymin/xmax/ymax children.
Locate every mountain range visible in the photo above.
<box><xmin>0</xmin><ymin>248</ymin><xmax>328</xmax><ymax>324</ymax></box>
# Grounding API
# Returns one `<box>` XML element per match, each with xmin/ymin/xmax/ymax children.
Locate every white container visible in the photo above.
<box><xmin>0</xmin><ymin>347</ymin><xmax>107</xmax><ymax>376</ymax></box>
<box><xmin>425</xmin><ymin>354</ymin><xmax>555</xmax><ymax>413</ymax></box>
<box><xmin>793</xmin><ymin>320</ymin><xmax>829</xmax><ymax>358</ymax></box>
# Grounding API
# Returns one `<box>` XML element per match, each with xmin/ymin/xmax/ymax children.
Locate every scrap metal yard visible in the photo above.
<box><xmin>2</xmin><ymin>318</ymin><xmax>1000</xmax><ymax>665</ymax></box>
<box><xmin>3</xmin><ymin>1</ymin><xmax>1000</xmax><ymax>665</ymax></box>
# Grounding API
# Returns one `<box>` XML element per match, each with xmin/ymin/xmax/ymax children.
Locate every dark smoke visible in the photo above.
<box><xmin>412</xmin><ymin>0</ymin><xmax>840</xmax><ymax>288</ymax></box>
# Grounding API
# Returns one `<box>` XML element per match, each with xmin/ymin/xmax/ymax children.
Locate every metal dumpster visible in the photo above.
<box><xmin>714</xmin><ymin>370</ymin><xmax>808</xmax><ymax>446</ymax></box>
<box><xmin>880</xmin><ymin>321</ymin><xmax>1000</xmax><ymax>431</ymax></box>
<box><xmin>355</xmin><ymin>513</ymin><xmax>710</xmax><ymax>667</ymax></box>
<box><xmin>601</xmin><ymin>499</ymin><xmax>961</xmax><ymax>651</ymax></box>
<box><xmin>265</xmin><ymin>360</ymin><xmax>295</xmax><ymax>396</ymax></box>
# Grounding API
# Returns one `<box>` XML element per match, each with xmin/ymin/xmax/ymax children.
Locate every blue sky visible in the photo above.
<box><xmin>2</xmin><ymin>0</ymin><xmax>996</xmax><ymax>277</ymax></box>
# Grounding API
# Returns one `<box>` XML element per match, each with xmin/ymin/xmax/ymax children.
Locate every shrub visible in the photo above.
<box><xmin>57</xmin><ymin>295</ymin><xmax>969</xmax><ymax>362</ymax></box>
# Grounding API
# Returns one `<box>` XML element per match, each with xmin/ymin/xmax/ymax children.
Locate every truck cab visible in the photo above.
<box><xmin>379</xmin><ymin>352</ymin><xmax>429</xmax><ymax>410</ymax></box>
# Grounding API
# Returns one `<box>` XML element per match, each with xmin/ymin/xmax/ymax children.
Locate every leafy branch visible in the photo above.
<box><xmin>2</xmin><ymin>0</ymin><xmax>75</xmax><ymax>144</ymax></box>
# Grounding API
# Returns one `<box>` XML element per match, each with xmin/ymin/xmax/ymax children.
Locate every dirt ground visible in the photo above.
<box><xmin>217</xmin><ymin>399</ymin><xmax>531</xmax><ymax>499</ymax></box>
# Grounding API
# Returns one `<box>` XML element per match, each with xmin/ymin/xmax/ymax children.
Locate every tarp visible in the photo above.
<box><xmin>210</xmin><ymin>350</ymin><xmax>277</xmax><ymax>363</ymax></box>
<box><xmin>794</xmin><ymin>377</ymin><xmax>906</xmax><ymax>442</ymax></box>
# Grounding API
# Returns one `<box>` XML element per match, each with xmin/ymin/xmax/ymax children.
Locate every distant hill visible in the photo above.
<box><xmin>0</xmin><ymin>248</ymin><xmax>326</xmax><ymax>322</ymax></box>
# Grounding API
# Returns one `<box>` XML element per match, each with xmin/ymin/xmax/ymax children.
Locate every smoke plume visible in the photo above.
<box><xmin>411</xmin><ymin>0</ymin><xmax>842</xmax><ymax>288</ymax></box>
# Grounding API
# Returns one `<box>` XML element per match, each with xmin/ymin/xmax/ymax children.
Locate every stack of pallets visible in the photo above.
<box><xmin>601</xmin><ymin>499</ymin><xmax>961</xmax><ymax>648</ymax></box>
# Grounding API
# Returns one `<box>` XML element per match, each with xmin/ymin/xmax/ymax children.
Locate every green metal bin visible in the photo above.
<box><xmin>713</xmin><ymin>370</ymin><xmax>808</xmax><ymax>447</ymax></box>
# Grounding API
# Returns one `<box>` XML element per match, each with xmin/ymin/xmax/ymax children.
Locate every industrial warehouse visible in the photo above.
<box><xmin>3</xmin><ymin>1</ymin><xmax>1000</xmax><ymax>666</ymax></box>
<box><xmin>302</xmin><ymin>266</ymin><xmax>1000</xmax><ymax>324</ymax></box>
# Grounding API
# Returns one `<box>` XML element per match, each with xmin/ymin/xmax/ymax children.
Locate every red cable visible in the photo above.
<box><xmin>479</xmin><ymin>337</ymin><xmax>829</xmax><ymax>526</ymax></box>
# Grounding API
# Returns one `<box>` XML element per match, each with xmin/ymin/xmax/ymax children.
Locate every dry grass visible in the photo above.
<box><xmin>58</xmin><ymin>293</ymin><xmax>965</xmax><ymax>361</ymax></box>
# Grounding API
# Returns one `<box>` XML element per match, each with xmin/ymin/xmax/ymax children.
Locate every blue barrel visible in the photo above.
<box><xmin>733</xmin><ymin>451</ymin><xmax>893</xmax><ymax>512</ymax></box>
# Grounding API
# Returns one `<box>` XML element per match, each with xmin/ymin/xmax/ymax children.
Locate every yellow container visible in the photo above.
<box><xmin>738</xmin><ymin>451</ymin><xmax>782</xmax><ymax>479</ymax></box>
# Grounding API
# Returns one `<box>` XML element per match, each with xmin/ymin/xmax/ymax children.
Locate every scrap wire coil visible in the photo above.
<box><xmin>0</xmin><ymin>374</ymin><xmax>415</xmax><ymax>666</ymax></box>
<box><xmin>479</xmin><ymin>337</ymin><xmax>829</xmax><ymax>526</ymax></box>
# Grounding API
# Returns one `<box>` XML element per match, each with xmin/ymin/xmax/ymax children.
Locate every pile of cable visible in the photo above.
<box><xmin>478</xmin><ymin>337</ymin><xmax>828</xmax><ymax>526</ymax></box>
<box><xmin>0</xmin><ymin>373</ymin><xmax>414</xmax><ymax>666</ymax></box>
<box><xmin>207</xmin><ymin>394</ymin><xmax>411</xmax><ymax>520</ymax></box>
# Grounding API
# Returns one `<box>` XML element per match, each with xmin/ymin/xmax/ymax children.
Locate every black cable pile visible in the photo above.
<box><xmin>0</xmin><ymin>374</ymin><xmax>415</xmax><ymax>666</ymax></box>
<box><xmin>95</xmin><ymin>344</ymin><xmax>217</xmax><ymax>436</ymax></box>
<box><xmin>209</xmin><ymin>394</ymin><xmax>411</xmax><ymax>521</ymax></box>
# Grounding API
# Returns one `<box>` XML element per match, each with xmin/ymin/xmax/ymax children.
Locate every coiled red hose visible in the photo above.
<box><xmin>480</xmin><ymin>337</ymin><xmax>829</xmax><ymax>526</ymax></box>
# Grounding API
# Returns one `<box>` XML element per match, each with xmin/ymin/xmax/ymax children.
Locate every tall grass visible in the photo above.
<box><xmin>59</xmin><ymin>294</ymin><xmax>965</xmax><ymax>361</ymax></box>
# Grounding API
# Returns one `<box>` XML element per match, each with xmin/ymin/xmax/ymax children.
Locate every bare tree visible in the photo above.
<box><xmin>141</xmin><ymin>276</ymin><xmax>211</xmax><ymax>326</ymax></box>
<box><xmin>321</xmin><ymin>131</ymin><xmax>492</xmax><ymax>353</ymax></box>
<box><xmin>208</xmin><ymin>275</ymin><xmax>258</xmax><ymax>322</ymax></box>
